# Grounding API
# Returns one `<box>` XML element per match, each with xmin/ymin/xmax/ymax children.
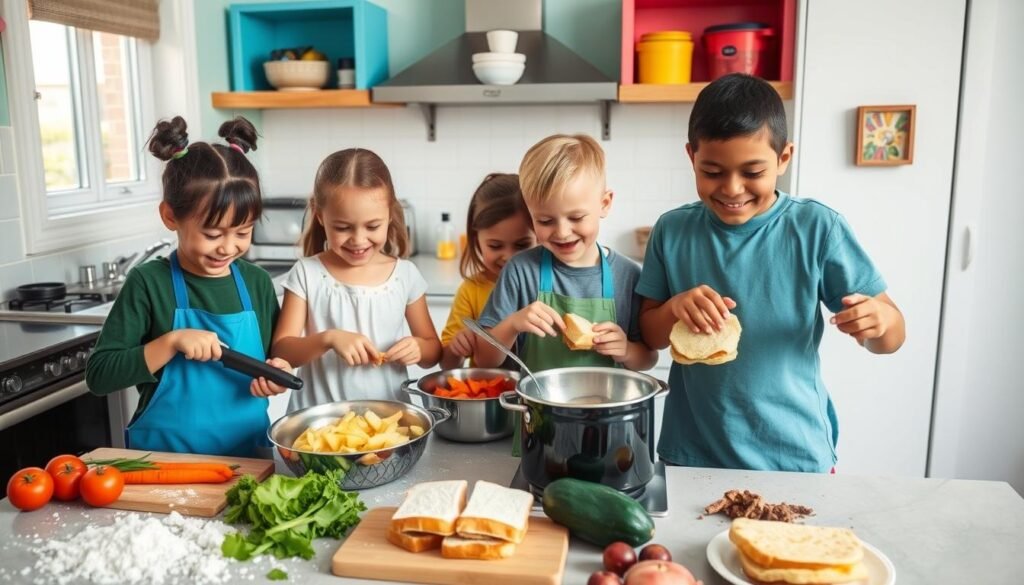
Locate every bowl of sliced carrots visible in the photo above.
<box><xmin>401</xmin><ymin>368</ymin><xmax>519</xmax><ymax>443</ymax></box>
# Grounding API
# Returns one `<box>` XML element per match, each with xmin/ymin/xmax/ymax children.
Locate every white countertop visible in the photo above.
<box><xmin>1</xmin><ymin>437</ymin><xmax>1022</xmax><ymax>584</ymax></box>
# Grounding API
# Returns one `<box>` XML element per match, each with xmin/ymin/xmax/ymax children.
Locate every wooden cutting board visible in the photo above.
<box><xmin>80</xmin><ymin>447</ymin><xmax>274</xmax><ymax>517</ymax></box>
<box><xmin>332</xmin><ymin>507</ymin><xmax>569</xmax><ymax>585</ymax></box>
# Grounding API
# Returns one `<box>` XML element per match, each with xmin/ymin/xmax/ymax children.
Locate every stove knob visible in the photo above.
<box><xmin>76</xmin><ymin>350</ymin><xmax>90</xmax><ymax>364</ymax></box>
<box><xmin>3</xmin><ymin>376</ymin><xmax>22</xmax><ymax>394</ymax></box>
<box><xmin>61</xmin><ymin>355</ymin><xmax>76</xmax><ymax>371</ymax></box>
<box><xmin>44</xmin><ymin>361</ymin><xmax>63</xmax><ymax>377</ymax></box>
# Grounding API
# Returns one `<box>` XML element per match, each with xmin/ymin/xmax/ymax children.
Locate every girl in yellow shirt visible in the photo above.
<box><xmin>440</xmin><ymin>174</ymin><xmax>536</xmax><ymax>369</ymax></box>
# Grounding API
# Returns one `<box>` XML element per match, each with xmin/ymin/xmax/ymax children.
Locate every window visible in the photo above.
<box><xmin>28</xmin><ymin>20</ymin><xmax>156</xmax><ymax>214</ymax></box>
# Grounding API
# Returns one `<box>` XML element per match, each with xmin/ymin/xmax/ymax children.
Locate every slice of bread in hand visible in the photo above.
<box><xmin>729</xmin><ymin>518</ymin><xmax>864</xmax><ymax>569</ymax></box>
<box><xmin>563</xmin><ymin>313</ymin><xmax>596</xmax><ymax>350</ymax></box>
<box><xmin>386</xmin><ymin>526</ymin><xmax>443</xmax><ymax>553</ymax></box>
<box><xmin>455</xmin><ymin>480</ymin><xmax>534</xmax><ymax>544</ymax></box>
<box><xmin>391</xmin><ymin>480</ymin><xmax>468</xmax><ymax>536</ymax></box>
<box><xmin>669</xmin><ymin>314</ymin><xmax>742</xmax><ymax>365</ymax></box>
<box><xmin>441</xmin><ymin>535</ymin><xmax>516</xmax><ymax>560</ymax></box>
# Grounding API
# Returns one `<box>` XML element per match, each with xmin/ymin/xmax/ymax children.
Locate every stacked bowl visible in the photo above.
<box><xmin>472</xmin><ymin>30</ymin><xmax>525</xmax><ymax>86</ymax></box>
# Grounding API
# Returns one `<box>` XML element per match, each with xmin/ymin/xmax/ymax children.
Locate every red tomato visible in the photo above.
<box><xmin>45</xmin><ymin>455</ymin><xmax>87</xmax><ymax>501</ymax></box>
<box><xmin>79</xmin><ymin>466</ymin><xmax>124</xmax><ymax>507</ymax></box>
<box><xmin>6</xmin><ymin>467</ymin><xmax>54</xmax><ymax>511</ymax></box>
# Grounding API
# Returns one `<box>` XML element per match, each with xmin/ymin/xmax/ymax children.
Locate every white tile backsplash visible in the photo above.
<box><xmin>0</xmin><ymin>219</ymin><xmax>25</xmax><ymax>265</ymax></box>
<box><xmin>260</xmin><ymin>103</ymin><xmax>700</xmax><ymax>262</ymax></box>
<box><xmin>0</xmin><ymin>127</ymin><xmax>16</xmax><ymax>175</ymax></box>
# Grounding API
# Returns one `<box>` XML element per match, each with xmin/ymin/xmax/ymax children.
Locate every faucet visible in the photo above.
<box><xmin>114</xmin><ymin>239</ymin><xmax>173</xmax><ymax>280</ymax></box>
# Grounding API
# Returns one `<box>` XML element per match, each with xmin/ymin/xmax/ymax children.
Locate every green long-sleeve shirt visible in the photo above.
<box><xmin>86</xmin><ymin>257</ymin><xmax>280</xmax><ymax>418</ymax></box>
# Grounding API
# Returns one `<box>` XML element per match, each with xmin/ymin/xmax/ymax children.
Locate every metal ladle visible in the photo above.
<box><xmin>461</xmin><ymin>318</ymin><xmax>544</xmax><ymax>394</ymax></box>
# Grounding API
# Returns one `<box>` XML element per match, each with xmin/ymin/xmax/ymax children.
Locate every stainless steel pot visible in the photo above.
<box><xmin>499</xmin><ymin>367</ymin><xmax>668</xmax><ymax>494</ymax></box>
<box><xmin>268</xmin><ymin>400</ymin><xmax>450</xmax><ymax>490</ymax></box>
<box><xmin>402</xmin><ymin>368</ymin><xmax>518</xmax><ymax>442</ymax></box>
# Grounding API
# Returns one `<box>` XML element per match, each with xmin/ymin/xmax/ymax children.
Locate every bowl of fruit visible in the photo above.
<box><xmin>263</xmin><ymin>46</ymin><xmax>330</xmax><ymax>91</ymax></box>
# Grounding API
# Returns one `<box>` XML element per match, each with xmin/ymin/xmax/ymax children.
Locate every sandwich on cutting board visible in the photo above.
<box><xmin>563</xmin><ymin>313</ymin><xmax>597</xmax><ymax>351</ymax></box>
<box><xmin>388</xmin><ymin>480</ymin><xmax>534</xmax><ymax>560</ymax></box>
<box><xmin>669</xmin><ymin>314</ymin><xmax>742</xmax><ymax>365</ymax></box>
<box><xmin>729</xmin><ymin>518</ymin><xmax>869</xmax><ymax>585</ymax></box>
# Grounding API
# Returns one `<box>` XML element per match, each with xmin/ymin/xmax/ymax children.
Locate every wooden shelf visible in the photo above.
<box><xmin>618</xmin><ymin>81</ymin><xmax>793</xmax><ymax>103</ymax></box>
<box><xmin>211</xmin><ymin>90</ymin><xmax>400</xmax><ymax>109</ymax></box>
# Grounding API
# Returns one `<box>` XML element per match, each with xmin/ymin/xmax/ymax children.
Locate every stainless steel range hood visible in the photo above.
<box><xmin>372</xmin><ymin>0</ymin><xmax>617</xmax><ymax>107</ymax></box>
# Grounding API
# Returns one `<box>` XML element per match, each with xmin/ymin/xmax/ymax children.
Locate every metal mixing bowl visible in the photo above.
<box><xmin>268</xmin><ymin>400</ymin><xmax>450</xmax><ymax>490</ymax></box>
<box><xmin>401</xmin><ymin>368</ymin><xmax>518</xmax><ymax>442</ymax></box>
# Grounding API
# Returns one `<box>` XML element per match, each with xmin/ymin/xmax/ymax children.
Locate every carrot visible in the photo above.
<box><xmin>121</xmin><ymin>469</ymin><xmax>231</xmax><ymax>484</ymax></box>
<box><xmin>150</xmin><ymin>462</ymin><xmax>235</xmax><ymax>479</ymax></box>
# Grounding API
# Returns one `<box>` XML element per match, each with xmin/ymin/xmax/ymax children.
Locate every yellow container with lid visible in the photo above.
<box><xmin>637</xmin><ymin>31</ymin><xmax>694</xmax><ymax>84</ymax></box>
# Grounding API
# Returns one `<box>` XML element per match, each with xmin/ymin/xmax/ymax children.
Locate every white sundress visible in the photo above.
<box><xmin>282</xmin><ymin>255</ymin><xmax>428</xmax><ymax>412</ymax></box>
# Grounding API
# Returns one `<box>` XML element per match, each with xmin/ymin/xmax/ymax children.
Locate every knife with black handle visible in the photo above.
<box><xmin>219</xmin><ymin>346</ymin><xmax>304</xmax><ymax>390</ymax></box>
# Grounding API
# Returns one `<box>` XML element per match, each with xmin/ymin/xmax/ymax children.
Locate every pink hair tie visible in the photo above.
<box><xmin>228</xmin><ymin>143</ymin><xmax>245</xmax><ymax>154</ymax></box>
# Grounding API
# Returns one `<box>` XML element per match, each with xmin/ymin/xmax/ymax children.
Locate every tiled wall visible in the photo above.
<box><xmin>259</xmin><ymin>103</ymin><xmax>733</xmax><ymax>260</ymax></box>
<box><xmin>0</xmin><ymin>125</ymin><xmax>165</xmax><ymax>301</ymax></box>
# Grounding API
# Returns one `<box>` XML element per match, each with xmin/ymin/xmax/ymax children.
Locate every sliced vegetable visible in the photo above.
<box><xmin>433</xmin><ymin>375</ymin><xmax>515</xmax><ymax>400</ymax></box>
<box><xmin>267</xmin><ymin>568</ymin><xmax>288</xmax><ymax>581</ymax></box>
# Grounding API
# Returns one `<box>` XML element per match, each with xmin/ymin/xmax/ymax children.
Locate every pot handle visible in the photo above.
<box><xmin>654</xmin><ymin>378</ymin><xmax>670</xmax><ymax>398</ymax></box>
<box><xmin>498</xmin><ymin>390</ymin><xmax>527</xmax><ymax>412</ymax></box>
<box><xmin>427</xmin><ymin>406</ymin><xmax>452</xmax><ymax>426</ymax></box>
<box><xmin>400</xmin><ymin>378</ymin><xmax>423</xmax><ymax>396</ymax></box>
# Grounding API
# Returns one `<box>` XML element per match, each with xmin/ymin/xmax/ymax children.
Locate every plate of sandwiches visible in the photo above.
<box><xmin>706</xmin><ymin>518</ymin><xmax>895</xmax><ymax>585</ymax></box>
<box><xmin>389</xmin><ymin>479</ymin><xmax>535</xmax><ymax>559</ymax></box>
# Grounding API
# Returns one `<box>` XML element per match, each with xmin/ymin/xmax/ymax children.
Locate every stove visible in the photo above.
<box><xmin>3</xmin><ymin>291</ymin><xmax>107</xmax><ymax>314</ymax></box>
<box><xmin>510</xmin><ymin>461</ymin><xmax>669</xmax><ymax>517</ymax></box>
<box><xmin>0</xmin><ymin>321</ymin><xmax>101</xmax><ymax>416</ymax></box>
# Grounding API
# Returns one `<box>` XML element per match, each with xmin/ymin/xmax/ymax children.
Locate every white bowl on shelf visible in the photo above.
<box><xmin>472</xmin><ymin>61</ymin><xmax>526</xmax><ymax>85</ymax></box>
<box><xmin>263</xmin><ymin>60</ymin><xmax>331</xmax><ymax>91</ymax></box>
<box><xmin>471</xmin><ymin>51</ymin><xmax>526</xmax><ymax>64</ymax></box>
<box><xmin>486</xmin><ymin>29</ymin><xmax>518</xmax><ymax>53</ymax></box>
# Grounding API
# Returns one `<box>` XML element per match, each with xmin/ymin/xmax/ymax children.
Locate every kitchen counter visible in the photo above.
<box><xmin>1</xmin><ymin>437</ymin><xmax>1022</xmax><ymax>584</ymax></box>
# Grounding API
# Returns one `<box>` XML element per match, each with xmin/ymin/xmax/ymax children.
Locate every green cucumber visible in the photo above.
<box><xmin>541</xmin><ymin>477</ymin><xmax>655</xmax><ymax>547</ymax></box>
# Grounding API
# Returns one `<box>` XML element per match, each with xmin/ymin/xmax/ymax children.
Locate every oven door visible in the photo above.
<box><xmin>0</xmin><ymin>379</ymin><xmax>114</xmax><ymax>480</ymax></box>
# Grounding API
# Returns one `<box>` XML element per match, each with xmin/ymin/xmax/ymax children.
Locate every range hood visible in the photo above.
<box><xmin>372</xmin><ymin>0</ymin><xmax>617</xmax><ymax>107</ymax></box>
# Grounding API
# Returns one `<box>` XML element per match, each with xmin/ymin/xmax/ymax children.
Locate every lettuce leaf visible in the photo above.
<box><xmin>221</xmin><ymin>470</ymin><xmax>365</xmax><ymax>560</ymax></box>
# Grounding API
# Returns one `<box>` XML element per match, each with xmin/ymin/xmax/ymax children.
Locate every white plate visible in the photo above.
<box><xmin>705</xmin><ymin>529</ymin><xmax>896</xmax><ymax>585</ymax></box>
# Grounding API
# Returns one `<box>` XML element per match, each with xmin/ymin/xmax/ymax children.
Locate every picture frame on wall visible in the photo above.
<box><xmin>855</xmin><ymin>105</ymin><xmax>916</xmax><ymax>166</ymax></box>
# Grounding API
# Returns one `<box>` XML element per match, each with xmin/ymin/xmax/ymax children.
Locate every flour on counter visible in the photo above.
<box><xmin>29</xmin><ymin>511</ymin><xmax>234</xmax><ymax>584</ymax></box>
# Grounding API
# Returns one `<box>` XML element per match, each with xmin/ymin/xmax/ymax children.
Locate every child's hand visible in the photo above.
<box><xmin>384</xmin><ymin>336</ymin><xmax>421</xmax><ymax>366</ymax></box>
<box><xmin>592</xmin><ymin>322</ymin><xmax>628</xmax><ymax>360</ymax></box>
<box><xmin>328</xmin><ymin>330</ymin><xmax>381</xmax><ymax>366</ymax></box>
<box><xmin>668</xmin><ymin>285</ymin><xmax>737</xmax><ymax>334</ymax></box>
<box><xmin>448</xmin><ymin>328</ymin><xmax>477</xmax><ymax>358</ymax></box>
<box><xmin>171</xmin><ymin>329</ymin><xmax>222</xmax><ymax>361</ymax></box>
<box><xmin>509</xmin><ymin>301</ymin><xmax>565</xmax><ymax>337</ymax></box>
<box><xmin>250</xmin><ymin>357</ymin><xmax>294</xmax><ymax>397</ymax></box>
<box><xmin>831</xmin><ymin>294</ymin><xmax>892</xmax><ymax>344</ymax></box>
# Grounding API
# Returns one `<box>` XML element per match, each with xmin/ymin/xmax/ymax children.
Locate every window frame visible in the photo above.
<box><xmin>2</xmin><ymin>0</ymin><xmax>167</xmax><ymax>255</ymax></box>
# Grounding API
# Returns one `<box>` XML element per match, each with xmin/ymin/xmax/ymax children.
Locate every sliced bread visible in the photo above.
<box><xmin>669</xmin><ymin>314</ymin><xmax>741</xmax><ymax>365</ymax></box>
<box><xmin>563</xmin><ymin>313</ymin><xmax>596</xmax><ymax>350</ymax></box>
<box><xmin>391</xmin><ymin>480</ymin><xmax>468</xmax><ymax>536</ymax></box>
<box><xmin>729</xmin><ymin>518</ymin><xmax>864</xmax><ymax>569</ymax></box>
<box><xmin>454</xmin><ymin>480</ymin><xmax>534</xmax><ymax>544</ymax></box>
<box><xmin>441</xmin><ymin>535</ymin><xmax>516</xmax><ymax>560</ymax></box>
<box><xmin>738</xmin><ymin>549</ymin><xmax>868</xmax><ymax>584</ymax></box>
<box><xmin>385</xmin><ymin>526</ymin><xmax>444</xmax><ymax>553</ymax></box>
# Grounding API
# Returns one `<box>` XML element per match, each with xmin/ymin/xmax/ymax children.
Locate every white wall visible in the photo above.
<box><xmin>795</xmin><ymin>0</ymin><xmax>966</xmax><ymax>475</ymax></box>
<box><xmin>931</xmin><ymin>0</ymin><xmax>1024</xmax><ymax>493</ymax></box>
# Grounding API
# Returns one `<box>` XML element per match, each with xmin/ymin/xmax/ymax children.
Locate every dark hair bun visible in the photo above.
<box><xmin>219</xmin><ymin>116</ymin><xmax>259</xmax><ymax>153</ymax></box>
<box><xmin>147</xmin><ymin>116</ymin><xmax>189</xmax><ymax>161</ymax></box>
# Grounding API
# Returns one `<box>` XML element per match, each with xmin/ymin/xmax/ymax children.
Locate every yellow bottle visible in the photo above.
<box><xmin>436</xmin><ymin>212</ymin><xmax>457</xmax><ymax>260</ymax></box>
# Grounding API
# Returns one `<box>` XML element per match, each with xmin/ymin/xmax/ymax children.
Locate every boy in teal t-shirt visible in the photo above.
<box><xmin>636</xmin><ymin>74</ymin><xmax>906</xmax><ymax>472</ymax></box>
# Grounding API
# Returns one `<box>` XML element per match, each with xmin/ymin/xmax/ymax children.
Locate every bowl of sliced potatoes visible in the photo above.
<box><xmin>268</xmin><ymin>400</ymin><xmax>450</xmax><ymax>489</ymax></box>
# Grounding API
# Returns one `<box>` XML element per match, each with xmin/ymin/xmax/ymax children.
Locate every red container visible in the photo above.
<box><xmin>702</xmin><ymin>22</ymin><xmax>775</xmax><ymax>80</ymax></box>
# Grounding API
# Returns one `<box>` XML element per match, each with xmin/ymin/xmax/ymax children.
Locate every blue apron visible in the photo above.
<box><xmin>126</xmin><ymin>252</ymin><xmax>270</xmax><ymax>457</ymax></box>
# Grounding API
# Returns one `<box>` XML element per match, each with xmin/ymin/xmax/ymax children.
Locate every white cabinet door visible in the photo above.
<box><xmin>795</xmin><ymin>0</ymin><xmax>965</xmax><ymax>475</ymax></box>
<box><xmin>930</xmin><ymin>0</ymin><xmax>1024</xmax><ymax>492</ymax></box>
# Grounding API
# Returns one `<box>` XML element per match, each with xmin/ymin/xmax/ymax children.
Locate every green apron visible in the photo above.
<box><xmin>513</xmin><ymin>246</ymin><xmax>618</xmax><ymax>455</ymax></box>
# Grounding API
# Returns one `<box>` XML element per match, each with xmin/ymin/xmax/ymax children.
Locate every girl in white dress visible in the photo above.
<box><xmin>272</xmin><ymin>149</ymin><xmax>441</xmax><ymax>412</ymax></box>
